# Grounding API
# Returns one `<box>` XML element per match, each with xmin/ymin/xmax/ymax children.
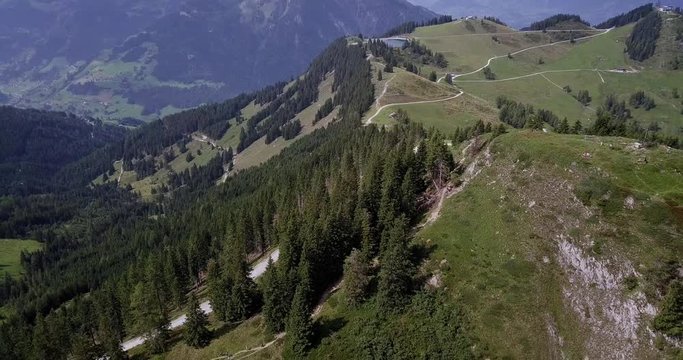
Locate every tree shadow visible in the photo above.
<box><xmin>312</xmin><ymin>316</ymin><xmax>348</xmax><ymax>347</ymax></box>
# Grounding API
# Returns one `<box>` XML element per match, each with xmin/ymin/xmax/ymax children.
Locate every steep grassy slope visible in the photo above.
<box><xmin>306</xmin><ymin>130</ymin><xmax>682</xmax><ymax>359</ymax></box>
<box><xmin>417</xmin><ymin>131</ymin><xmax>682</xmax><ymax>359</ymax></box>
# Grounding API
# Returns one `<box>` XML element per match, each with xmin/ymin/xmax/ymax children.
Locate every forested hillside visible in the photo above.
<box><xmin>522</xmin><ymin>14</ymin><xmax>591</xmax><ymax>31</ymax></box>
<box><xmin>596</xmin><ymin>3</ymin><xmax>654</xmax><ymax>29</ymax></box>
<box><xmin>0</xmin><ymin>107</ymin><xmax>125</xmax><ymax>195</ymax></box>
<box><xmin>626</xmin><ymin>11</ymin><xmax>663</xmax><ymax>61</ymax></box>
<box><xmin>1</xmin><ymin>5</ymin><xmax>682</xmax><ymax>360</ymax></box>
<box><xmin>0</xmin><ymin>36</ymin><xmax>400</xmax><ymax>359</ymax></box>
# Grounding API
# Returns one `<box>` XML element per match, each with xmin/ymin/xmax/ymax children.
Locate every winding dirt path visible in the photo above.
<box><xmin>365</xmin><ymin>91</ymin><xmax>463</xmax><ymax>125</ymax></box>
<box><xmin>208</xmin><ymin>333</ymin><xmax>286</xmax><ymax>360</ymax></box>
<box><xmin>449</xmin><ymin>27</ymin><xmax>613</xmax><ymax>81</ymax></box>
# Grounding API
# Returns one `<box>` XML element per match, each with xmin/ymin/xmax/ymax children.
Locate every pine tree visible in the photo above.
<box><xmin>184</xmin><ymin>293</ymin><xmax>211</xmax><ymax>348</ymax></box>
<box><xmin>377</xmin><ymin>69</ymin><xmax>383</xmax><ymax>81</ymax></box>
<box><xmin>445</xmin><ymin>73</ymin><xmax>453</xmax><ymax>85</ymax></box>
<box><xmin>262</xmin><ymin>259</ymin><xmax>289</xmax><ymax>333</ymax></box>
<box><xmin>97</xmin><ymin>285</ymin><xmax>126</xmax><ymax>360</ymax></box>
<box><xmin>557</xmin><ymin>118</ymin><xmax>570</xmax><ymax>134</ymax></box>
<box><xmin>425</xmin><ymin>132</ymin><xmax>454</xmax><ymax>190</ymax></box>
<box><xmin>572</xmin><ymin>120</ymin><xmax>583</xmax><ymax>134</ymax></box>
<box><xmin>224</xmin><ymin>226</ymin><xmax>261</xmax><ymax>322</ymax></box>
<box><xmin>32</xmin><ymin>314</ymin><xmax>51</xmax><ymax>360</ymax></box>
<box><xmin>429</xmin><ymin>71</ymin><xmax>437</xmax><ymax>82</ymax></box>
<box><xmin>129</xmin><ymin>282</ymin><xmax>169</xmax><ymax>354</ymax></box>
<box><xmin>377</xmin><ymin>217</ymin><xmax>414</xmax><ymax>314</ymax></box>
<box><xmin>342</xmin><ymin>249</ymin><xmax>372</xmax><ymax>307</ymax></box>
<box><xmin>207</xmin><ymin>259</ymin><xmax>231</xmax><ymax>322</ymax></box>
<box><xmin>283</xmin><ymin>281</ymin><xmax>313</xmax><ymax>359</ymax></box>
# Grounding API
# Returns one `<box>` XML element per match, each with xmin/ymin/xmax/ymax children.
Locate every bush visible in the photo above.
<box><xmin>653</xmin><ymin>280</ymin><xmax>683</xmax><ymax>338</ymax></box>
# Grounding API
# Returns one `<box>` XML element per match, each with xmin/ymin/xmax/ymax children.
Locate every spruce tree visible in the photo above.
<box><xmin>262</xmin><ymin>259</ymin><xmax>289</xmax><ymax>333</ymax></box>
<box><xmin>558</xmin><ymin>118</ymin><xmax>570</xmax><ymax>134</ymax></box>
<box><xmin>429</xmin><ymin>71</ymin><xmax>437</xmax><ymax>82</ymax></box>
<box><xmin>377</xmin><ymin>69</ymin><xmax>383</xmax><ymax>81</ymax></box>
<box><xmin>572</xmin><ymin>120</ymin><xmax>583</xmax><ymax>134</ymax></box>
<box><xmin>207</xmin><ymin>259</ymin><xmax>231</xmax><ymax>322</ymax></box>
<box><xmin>224</xmin><ymin>226</ymin><xmax>261</xmax><ymax>322</ymax></box>
<box><xmin>377</xmin><ymin>217</ymin><xmax>414</xmax><ymax>315</ymax></box>
<box><xmin>283</xmin><ymin>281</ymin><xmax>313</xmax><ymax>359</ymax></box>
<box><xmin>184</xmin><ymin>293</ymin><xmax>211</xmax><ymax>348</ymax></box>
<box><xmin>342</xmin><ymin>249</ymin><xmax>372</xmax><ymax>307</ymax></box>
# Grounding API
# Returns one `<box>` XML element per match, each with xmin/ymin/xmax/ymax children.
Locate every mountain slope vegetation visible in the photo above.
<box><xmin>0</xmin><ymin>5</ymin><xmax>681</xmax><ymax>360</ymax></box>
<box><xmin>0</xmin><ymin>0</ymin><xmax>435</xmax><ymax>123</ymax></box>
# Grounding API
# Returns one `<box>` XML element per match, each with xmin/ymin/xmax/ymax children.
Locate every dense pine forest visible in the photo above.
<box><xmin>596</xmin><ymin>3</ymin><xmax>654</xmax><ymax>29</ymax></box>
<box><xmin>0</xmin><ymin>33</ymin><xmax>475</xmax><ymax>359</ymax></box>
<box><xmin>381</xmin><ymin>15</ymin><xmax>453</xmax><ymax>38</ymax></box>
<box><xmin>0</xmin><ymin>107</ymin><xmax>126</xmax><ymax>195</ymax></box>
<box><xmin>522</xmin><ymin>14</ymin><xmax>590</xmax><ymax>31</ymax></box>
<box><xmin>626</xmin><ymin>11</ymin><xmax>663</xmax><ymax>61</ymax></box>
<box><xmin>2</xmin><ymin>7</ymin><xmax>683</xmax><ymax>358</ymax></box>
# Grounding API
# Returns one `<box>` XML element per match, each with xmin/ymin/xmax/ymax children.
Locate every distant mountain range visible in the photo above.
<box><xmin>0</xmin><ymin>0</ymin><xmax>435</xmax><ymax>122</ymax></box>
<box><xmin>406</xmin><ymin>0</ymin><xmax>677</xmax><ymax>28</ymax></box>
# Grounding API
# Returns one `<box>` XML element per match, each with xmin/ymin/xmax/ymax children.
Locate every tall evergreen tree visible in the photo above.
<box><xmin>184</xmin><ymin>293</ymin><xmax>211</xmax><ymax>348</ymax></box>
<box><xmin>342</xmin><ymin>249</ymin><xmax>372</xmax><ymax>307</ymax></box>
<box><xmin>283</xmin><ymin>280</ymin><xmax>313</xmax><ymax>359</ymax></box>
<box><xmin>377</xmin><ymin>217</ymin><xmax>414</xmax><ymax>314</ymax></box>
<box><xmin>207</xmin><ymin>259</ymin><xmax>231</xmax><ymax>322</ymax></box>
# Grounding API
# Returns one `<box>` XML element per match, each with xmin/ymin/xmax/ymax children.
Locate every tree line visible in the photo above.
<box><xmin>381</xmin><ymin>16</ymin><xmax>454</xmax><ymax>38</ymax></box>
<box><xmin>626</xmin><ymin>11</ymin><xmax>662</xmax><ymax>61</ymax></box>
<box><xmin>596</xmin><ymin>3</ymin><xmax>654</xmax><ymax>29</ymax></box>
<box><xmin>495</xmin><ymin>95</ymin><xmax>680</xmax><ymax>148</ymax></box>
<box><xmin>522</xmin><ymin>14</ymin><xmax>590</xmax><ymax>31</ymax></box>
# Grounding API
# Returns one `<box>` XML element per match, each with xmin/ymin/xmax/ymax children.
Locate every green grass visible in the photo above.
<box><xmin>436</xmin><ymin>21</ymin><xmax>683</xmax><ymax>137</ymax></box>
<box><xmin>460</xmin><ymin>25</ymin><xmax>634</xmax><ymax>81</ymax></box>
<box><xmin>459</xmin><ymin>75</ymin><xmax>594</xmax><ymax>122</ymax></box>
<box><xmin>137</xmin><ymin>315</ymin><xmax>281</xmax><ymax>360</ymax></box>
<box><xmin>413</xmin><ymin>131</ymin><xmax>683</xmax><ymax>358</ymax></box>
<box><xmin>370</xmin><ymin>93</ymin><xmax>498</xmax><ymax>134</ymax></box>
<box><xmin>413</xmin><ymin>20</ymin><xmax>565</xmax><ymax>76</ymax></box>
<box><xmin>0</xmin><ymin>239</ymin><xmax>42</xmax><ymax>278</ymax></box>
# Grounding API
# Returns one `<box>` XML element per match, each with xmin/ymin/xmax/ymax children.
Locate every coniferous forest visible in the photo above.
<box><xmin>0</xmin><ymin>33</ymin><xmax>471</xmax><ymax>359</ymax></box>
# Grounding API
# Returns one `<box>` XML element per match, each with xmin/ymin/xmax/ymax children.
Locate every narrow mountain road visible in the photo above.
<box><xmin>446</xmin><ymin>27</ymin><xmax>613</xmax><ymax>81</ymax></box>
<box><xmin>365</xmin><ymin>92</ymin><xmax>464</xmax><ymax>125</ymax></box>
<box><xmin>416</xmin><ymin>28</ymin><xmax>605</xmax><ymax>40</ymax></box>
<box><xmin>121</xmin><ymin>249</ymin><xmax>280</xmax><ymax>352</ymax></box>
<box><xmin>455</xmin><ymin>68</ymin><xmax>618</xmax><ymax>83</ymax></box>
<box><xmin>192</xmin><ymin>133</ymin><xmax>224</xmax><ymax>151</ymax></box>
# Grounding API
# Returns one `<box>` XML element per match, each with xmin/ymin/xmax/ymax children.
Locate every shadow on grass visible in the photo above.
<box><xmin>312</xmin><ymin>316</ymin><xmax>348</xmax><ymax>347</ymax></box>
